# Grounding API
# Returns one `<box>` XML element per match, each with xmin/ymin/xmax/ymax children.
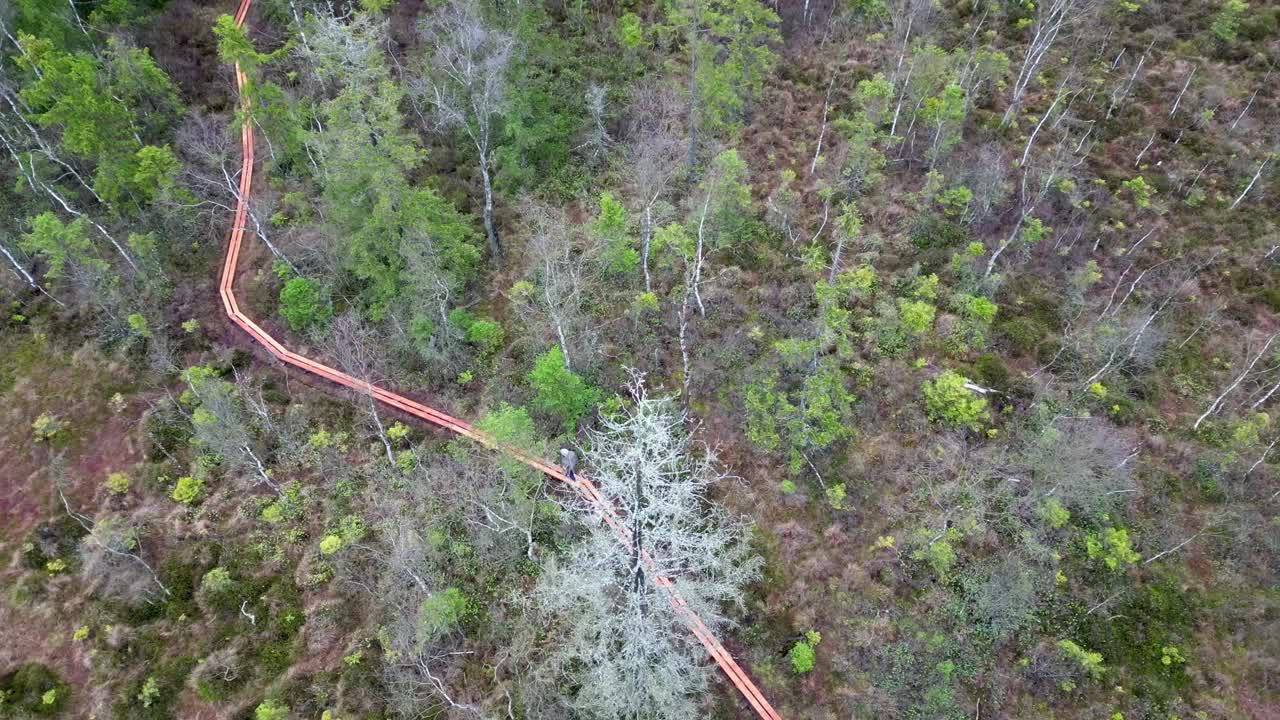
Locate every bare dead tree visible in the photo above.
<box><xmin>1230</xmin><ymin>152</ymin><xmax>1273</xmax><ymax>210</ymax></box>
<box><xmin>578</xmin><ymin>83</ymin><xmax>612</xmax><ymax>166</ymax></box>
<box><xmin>887</xmin><ymin>0</ymin><xmax>936</xmax><ymax>139</ymax></box>
<box><xmin>414</xmin><ymin>0</ymin><xmax>514</xmax><ymax>258</ymax></box>
<box><xmin>183</xmin><ymin>370</ymin><xmax>285</xmax><ymax>496</ymax></box>
<box><xmin>328</xmin><ymin>311</ymin><xmax>396</xmax><ymax>466</ymax></box>
<box><xmin>512</xmin><ymin>199</ymin><xmax>600</xmax><ymax>372</ymax></box>
<box><xmin>623</xmin><ymin>82</ymin><xmax>685</xmax><ymax>294</ymax></box>
<box><xmin>1106</xmin><ymin>39</ymin><xmax>1154</xmax><ymax>120</ymax></box>
<box><xmin>986</xmin><ymin>121</ymin><xmax>1091</xmax><ymax>278</ymax></box>
<box><xmin>1001</xmin><ymin>0</ymin><xmax>1099</xmax><ymax>127</ymax></box>
<box><xmin>1194</xmin><ymin>332</ymin><xmax>1280</xmax><ymax>429</ymax></box>
<box><xmin>1231</xmin><ymin>69</ymin><xmax>1271</xmax><ymax>130</ymax></box>
<box><xmin>1080</xmin><ymin>251</ymin><xmax>1223</xmax><ymax>386</ymax></box>
<box><xmin>0</xmin><ymin>231</ymin><xmax>61</xmax><ymax>305</ymax></box>
<box><xmin>51</xmin><ymin>458</ymin><xmax>170</xmax><ymax>600</ymax></box>
<box><xmin>174</xmin><ymin>112</ymin><xmax>297</xmax><ymax>272</ymax></box>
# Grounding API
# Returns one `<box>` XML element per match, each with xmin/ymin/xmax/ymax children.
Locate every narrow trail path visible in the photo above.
<box><xmin>219</xmin><ymin>1</ymin><xmax>782</xmax><ymax>718</ymax></box>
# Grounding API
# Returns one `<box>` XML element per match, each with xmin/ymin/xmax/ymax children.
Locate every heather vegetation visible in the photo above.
<box><xmin>1</xmin><ymin>0</ymin><xmax>1278</xmax><ymax>718</ymax></box>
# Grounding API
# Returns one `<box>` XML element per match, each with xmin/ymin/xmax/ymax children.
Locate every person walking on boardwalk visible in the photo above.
<box><xmin>559</xmin><ymin>447</ymin><xmax>577</xmax><ymax>481</ymax></box>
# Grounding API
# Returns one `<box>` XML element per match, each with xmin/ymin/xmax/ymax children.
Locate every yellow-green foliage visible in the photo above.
<box><xmin>1038</xmin><ymin>498</ymin><xmax>1071</xmax><ymax>528</ymax></box>
<box><xmin>105</xmin><ymin>472</ymin><xmax>130</xmax><ymax>495</ymax></box>
<box><xmin>922</xmin><ymin>371</ymin><xmax>988</xmax><ymax>430</ymax></box>
<box><xmin>1058</xmin><ymin>639</ymin><xmax>1106</xmax><ymax>678</ymax></box>
<box><xmin>31</xmin><ymin>413</ymin><xmax>66</xmax><ymax>442</ymax></box>
<box><xmin>1121</xmin><ymin>176</ymin><xmax>1156</xmax><ymax>208</ymax></box>
<box><xmin>319</xmin><ymin>534</ymin><xmax>343</xmax><ymax>556</ymax></box>
<box><xmin>899</xmin><ymin>299</ymin><xmax>936</xmax><ymax>334</ymax></box>
<box><xmin>1086</xmin><ymin>526</ymin><xmax>1140</xmax><ymax>571</ymax></box>
<box><xmin>170</xmin><ymin>476</ymin><xmax>203</xmax><ymax>505</ymax></box>
<box><xmin>788</xmin><ymin>630</ymin><xmax>821</xmax><ymax>674</ymax></box>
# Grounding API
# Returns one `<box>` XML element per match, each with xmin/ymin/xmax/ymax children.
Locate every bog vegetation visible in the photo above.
<box><xmin>0</xmin><ymin>0</ymin><xmax>1278</xmax><ymax>718</ymax></box>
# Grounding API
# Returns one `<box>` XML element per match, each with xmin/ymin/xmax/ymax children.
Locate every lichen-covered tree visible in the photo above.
<box><xmin>531</xmin><ymin>376</ymin><xmax>760</xmax><ymax>720</ymax></box>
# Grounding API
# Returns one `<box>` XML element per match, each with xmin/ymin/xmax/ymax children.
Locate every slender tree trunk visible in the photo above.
<box><xmin>1194</xmin><ymin>332</ymin><xmax>1280</xmax><ymax>429</ymax></box>
<box><xmin>810</xmin><ymin>75</ymin><xmax>836</xmax><ymax>176</ymax></box>
<box><xmin>480</xmin><ymin>156</ymin><xmax>501</xmax><ymax>257</ymax></box>
<box><xmin>1230</xmin><ymin>158</ymin><xmax>1270</xmax><ymax>210</ymax></box>
<box><xmin>0</xmin><ymin>237</ymin><xmax>62</xmax><ymax>305</ymax></box>
<box><xmin>692</xmin><ymin>192</ymin><xmax>711</xmax><ymax>317</ymax></box>
<box><xmin>641</xmin><ymin>202</ymin><xmax>654</xmax><ymax>293</ymax></box>
<box><xmin>686</xmin><ymin>28</ymin><xmax>699</xmax><ymax>168</ymax></box>
<box><xmin>985</xmin><ymin>211</ymin><xmax>1028</xmax><ymax>279</ymax></box>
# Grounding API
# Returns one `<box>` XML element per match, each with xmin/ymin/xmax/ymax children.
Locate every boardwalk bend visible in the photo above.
<box><xmin>220</xmin><ymin>1</ymin><xmax>782</xmax><ymax>717</ymax></box>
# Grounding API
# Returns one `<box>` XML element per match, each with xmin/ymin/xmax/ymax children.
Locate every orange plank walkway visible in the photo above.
<box><xmin>220</xmin><ymin>1</ymin><xmax>781</xmax><ymax>718</ymax></box>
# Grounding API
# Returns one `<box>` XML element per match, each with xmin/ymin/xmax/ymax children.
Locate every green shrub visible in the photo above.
<box><xmin>417</xmin><ymin>587</ymin><xmax>469</xmax><ymax>643</ymax></box>
<box><xmin>1211</xmin><ymin>0</ymin><xmax>1248</xmax><ymax>41</ymax></box>
<box><xmin>922</xmin><ymin>371</ymin><xmax>989</xmax><ymax>430</ymax></box>
<box><xmin>1085</xmin><ymin>526</ymin><xmax>1140</xmax><ymax>571</ymax></box>
<box><xmin>255</xmin><ymin>699</ymin><xmax>290</xmax><ymax>720</ymax></box>
<box><xmin>825</xmin><ymin>483</ymin><xmax>848</xmax><ymax>510</ymax></box>
<box><xmin>1058</xmin><ymin>639</ymin><xmax>1106</xmax><ymax>679</ymax></box>
<box><xmin>911</xmin><ymin>215</ymin><xmax>970</xmax><ymax>250</ymax></box>
<box><xmin>31</xmin><ymin>413</ymin><xmax>66</xmax><ymax>443</ymax></box>
<box><xmin>898</xmin><ymin>299</ymin><xmax>936</xmax><ymax>334</ymax></box>
<box><xmin>476</xmin><ymin>403</ymin><xmax>545</xmax><ymax>479</ymax></box>
<box><xmin>1037</xmin><ymin>498</ymin><xmax>1071</xmax><ymax>529</ymax></box>
<box><xmin>527</xmin><ymin>346</ymin><xmax>600</xmax><ymax>431</ymax></box>
<box><xmin>1019</xmin><ymin>217</ymin><xmax>1052</xmax><ymax>244</ymax></box>
<box><xmin>998</xmin><ymin>317</ymin><xmax>1049</xmax><ymax>355</ymax></box>
<box><xmin>465</xmin><ymin>318</ymin><xmax>505</xmax><ymax>356</ymax></box>
<box><xmin>912</xmin><ymin>537</ymin><xmax>957</xmax><ymax>578</ymax></box>
<box><xmin>788</xmin><ymin>630</ymin><xmax>821</xmax><ymax>674</ymax></box>
<box><xmin>319</xmin><ymin>534</ymin><xmax>343</xmax><ymax>556</ymax></box>
<box><xmin>616</xmin><ymin>11</ymin><xmax>644</xmax><ymax>49</ymax></box>
<box><xmin>1121</xmin><ymin>176</ymin><xmax>1156</xmax><ymax>208</ymax></box>
<box><xmin>974</xmin><ymin>353</ymin><xmax>1010</xmax><ymax>391</ymax></box>
<box><xmin>170</xmin><ymin>476</ymin><xmax>203</xmax><ymax>505</ymax></box>
<box><xmin>200</xmin><ymin>567</ymin><xmax>233</xmax><ymax>594</ymax></box>
<box><xmin>136</xmin><ymin>676</ymin><xmax>160</xmax><ymax>708</ymax></box>
<box><xmin>278</xmin><ymin>277</ymin><xmax>332</xmax><ymax>332</ymax></box>
<box><xmin>127</xmin><ymin>313</ymin><xmax>152</xmax><ymax>338</ymax></box>
<box><xmin>105</xmin><ymin>472</ymin><xmax>131</xmax><ymax>495</ymax></box>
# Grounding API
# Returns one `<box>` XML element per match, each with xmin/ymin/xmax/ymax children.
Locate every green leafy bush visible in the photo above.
<box><xmin>788</xmin><ymin>630</ymin><xmax>821</xmax><ymax>674</ymax></box>
<box><xmin>1211</xmin><ymin>0</ymin><xmax>1249</xmax><ymax>41</ymax></box>
<box><xmin>465</xmin><ymin>319</ymin><xmax>504</xmax><ymax>356</ymax></box>
<box><xmin>200</xmin><ymin>567</ymin><xmax>233</xmax><ymax>594</ymax></box>
<box><xmin>254</xmin><ymin>699</ymin><xmax>289</xmax><ymax>720</ymax></box>
<box><xmin>1121</xmin><ymin>176</ymin><xmax>1156</xmax><ymax>208</ymax></box>
<box><xmin>0</xmin><ymin>663</ymin><xmax>69</xmax><ymax>716</ymax></box>
<box><xmin>1058</xmin><ymin>639</ymin><xmax>1106</xmax><ymax>679</ymax></box>
<box><xmin>279</xmin><ymin>277</ymin><xmax>332</xmax><ymax>332</ymax></box>
<box><xmin>417</xmin><ymin>587</ymin><xmax>470</xmax><ymax>643</ymax></box>
<box><xmin>922</xmin><ymin>371</ymin><xmax>988</xmax><ymax>430</ymax></box>
<box><xmin>1085</xmin><ymin>526</ymin><xmax>1140</xmax><ymax>571</ymax></box>
<box><xmin>105</xmin><ymin>472</ymin><xmax>130</xmax><ymax>495</ymax></box>
<box><xmin>127</xmin><ymin>313</ymin><xmax>152</xmax><ymax>338</ymax></box>
<box><xmin>31</xmin><ymin>413</ymin><xmax>67</xmax><ymax>443</ymax></box>
<box><xmin>746</xmin><ymin>364</ymin><xmax>856</xmax><ymax>474</ymax></box>
<box><xmin>170</xmin><ymin>475</ymin><xmax>203</xmax><ymax>505</ymax></box>
<box><xmin>899</xmin><ymin>299</ymin><xmax>936</xmax><ymax>334</ymax></box>
<box><xmin>136</xmin><ymin>676</ymin><xmax>160</xmax><ymax>708</ymax></box>
<box><xmin>319</xmin><ymin>534</ymin><xmax>343</xmax><ymax>556</ymax></box>
<box><xmin>1037</xmin><ymin>498</ymin><xmax>1071</xmax><ymax>528</ymax></box>
<box><xmin>527</xmin><ymin>346</ymin><xmax>600</xmax><ymax>431</ymax></box>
